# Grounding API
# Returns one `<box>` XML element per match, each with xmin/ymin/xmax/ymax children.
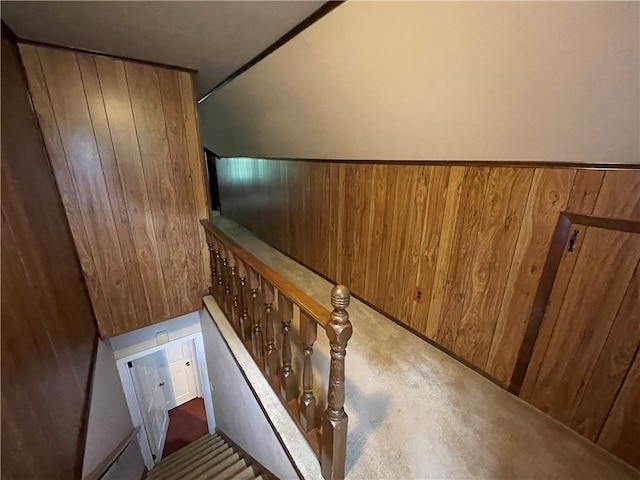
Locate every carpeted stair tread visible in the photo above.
<box><xmin>149</xmin><ymin>436</ymin><xmax>220</xmax><ymax>479</ymax></box>
<box><xmin>197</xmin><ymin>452</ymin><xmax>242</xmax><ymax>479</ymax></box>
<box><xmin>155</xmin><ymin>434</ymin><xmax>219</xmax><ymax>469</ymax></box>
<box><xmin>150</xmin><ymin>441</ymin><xmax>229</xmax><ymax>480</ymax></box>
<box><xmin>180</xmin><ymin>450</ymin><xmax>240</xmax><ymax>480</ymax></box>
<box><xmin>227</xmin><ymin>466</ymin><xmax>258</xmax><ymax>480</ymax></box>
<box><xmin>147</xmin><ymin>432</ymin><xmax>264</xmax><ymax>480</ymax></box>
<box><xmin>212</xmin><ymin>458</ymin><xmax>248</xmax><ymax>480</ymax></box>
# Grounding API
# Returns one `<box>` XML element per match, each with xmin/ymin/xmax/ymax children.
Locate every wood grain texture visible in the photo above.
<box><xmin>454</xmin><ymin>168</ymin><xmax>533</xmax><ymax>368</ymax></box>
<box><xmin>216</xmin><ymin>158</ymin><xmax>640</xmax><ymax>468</ymax></box>
<box><xmin>570</xmin><ymin>259</ymin><xmax>640</xmax><ymax>441</ymax></box>
<box><xmin>598</xmin><ymin>348</ymin><xmax>640</xmax><ymax>469</ymax></box>
<box><xmin>593</xmin><ymin>170</ymin><xmax>640</xmax><ymax>221</ymax></box>
<box><xmin>217</xmin><ymin>159</ymin><xmax>639</xmax><ymax>377</ymax></box>
<box><xmin>523</xmin><ymin>227</ymin><xmax>640</xmax><ymax>425</ymax></box>
<box><xmin>20</xmin><ymin>43</ymin><xmax>209</xmax><ymax>337</ymax></box>
<box><xmin>485</xmin><ymin>168</ymin><xmax>576</xmax><ymax>383</ymax></box>
<box><xmin>436</xmin><ymin>167</ymin><xmax>489</xmax><ymax>352</ymax></box>
<box><xmin>1</xmin><ymin>30</ymin><xmax>97</xmax><ymax>480</ymax></box>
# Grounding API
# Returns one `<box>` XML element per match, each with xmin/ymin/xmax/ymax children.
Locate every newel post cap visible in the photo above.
<box><xmin>331</xmin><ymin>285</ymin><xmax>350</xmax><ymax>310</ymax></box>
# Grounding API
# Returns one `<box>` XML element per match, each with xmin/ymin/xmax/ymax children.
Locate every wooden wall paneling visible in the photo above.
<box><xmin>485</xmin><ymin>168</ymin><xmax>576</xmax><ymax>383</ymax></box>
<box><xmin>18</xmin><ymin>45</ymin><xmax>111</xmax><ymax>326</ymax></box>
<box><xmin>76</xmin><ymin>53</ymin><xmax>150</xmax><ymax>326</ymax></box>
<box><xmin>570</xmin><ymin>259</ymin><xmax>640</xmax><ymax>440</ymax></box>
<box><xmin>300</xmin><ymin>161</ymin><xmax>312</xmax><ymax>268</ymax></box>
<box><xmin>363</xmin><ymin>164</ymin><xmax>389</xmax><ymax>305</ymax></box>
<box><xmin>515</xmin><ymin>216</ymin><xmax>584</xmax><ymax>398</ymax></box>
<box><xmin>593</xmin><ymin>170</ymin><xmax>640</xmax><ymax>221</ymax></box>
<box><xmin>454</xmin><ymin>167</ymin><xmax>534</xmax><ymax>369</ymax></box>
<box><xmin>341</xmin><ymin>164</ymin><xmax>374</xmax><ymax>297</ymax></box>
<box><xmin>307</xmin><ymin>161</ymin><xmax>325</xmax><ymax>274</ymax></box>
<box><xmin>566</xmin><ymin>170</ymin><xmax>605</xmax><ymax>215</ymax></box>
<box><xmin>287</xmin><ymin>160</ymin><xmax>303</xmax><ymax>262</ymax></box>
<box><xmin>383</xmin><ymin>166</ymin><xmax>418</xmax><ymax>321</ymax></box>
<box><xmin>35</xmin><ymin>46</ymin><xmax>138</xmax><ymax>332</ymax></box>
<box><xmin>280</xmin><ymin>160</ymin><xmax>292</xmax><ymax>255</ymax></box>
<box><xmin>435</xmin><ymin>167</ymin><xmax>490</xmax><ymax>352</ymax></box>
<box><xmin>21</xmin><ymin>43</ymin><xmax>209</xmax><ymax>337</ymax></box>
<box><xmin>157</xmin><ymin>67</ymin><xmax>205</xmax><ymax>308</ymax></box>
<box><xmin>523</xmin><ymin>227</ymin><xmax>640</xmax><ymax>424</ymax></box>
<box><xmin>94</xmin><ymin>55</ymin><xmax>171</xmax><ymax>327</ymax></box>
<box><xmin>327</xmin><ymin>162</ymin><xmax>343</xmax><ymax>282</ymax></box>
<box><xmin>408</xmin><ymin>166</ymin><xmax>450</xmax><ymax>334</ymax></box>
<box><xmin>375</xmin><ymin>166</ymin><xmax>402</xmax><ymax>310</ymax></box>
<box><xmin>2</xmin><ymin>30</ymin><xmax>97</xmax><ymax>478</ymax></box>
<box><xmin>401</xmin><ymin>165</ymin><xmax>432</xmax><ymax>326</ymax></box>
<box><xmin>178</xmin><ymin>71</ymin><xmax>212</xmax><ymax>290</ymax></box>
<box><xmin>333</xmin><ymin>163</ymin><xmax>347</xmax><ymax>284</ymax></box>
<box><xmin>125</xmin><ymin>61</ymin><xmax>192</xmax><ymax>315</ymax></box>
<box><xmin>597</xmin><ymin>348</ymin><xmax>640</xmax><ymax>469</ymax></box>
<box><xmin>318</xmin><ymin>161</ymin><xmax>333</xmax><ymax>276</ymax></box>
<box><xmin>421</xmin><ymin>166</ymin><xmax>465</xmax><ymax>339</ymax></box>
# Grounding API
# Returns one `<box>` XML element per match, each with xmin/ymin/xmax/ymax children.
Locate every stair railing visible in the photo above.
<box><xmin>201</xmin><ymin>220</ymin><xmax>352</xmax><ymax>480</ymax></box>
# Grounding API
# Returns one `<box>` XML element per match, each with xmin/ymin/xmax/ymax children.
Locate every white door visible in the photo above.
<box><xmin>131</xmin><ymin>351</ymin><xmax>169</xmax><ymax>462</ymax></box>
<box><xmin>166</xmin><ymin>340</ymin><xmax>199</xmax><ymax>408</ymax></box>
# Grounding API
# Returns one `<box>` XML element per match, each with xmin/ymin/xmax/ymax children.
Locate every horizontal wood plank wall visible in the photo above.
<box><xmin>216</xmin><ymin>158</ymin><xmax>640</xmax><ymax>386</ymax></box>
<box><xmin>19</xmin><ymin>43</ymin><xmax>210</xmax><ymax>337</ymax></box>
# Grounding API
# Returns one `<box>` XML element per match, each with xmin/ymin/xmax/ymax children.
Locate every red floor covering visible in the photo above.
<box><xmin>162</xmin><ymin>397</ymin><xmax>209</xmax><ymax>458</ymax></box>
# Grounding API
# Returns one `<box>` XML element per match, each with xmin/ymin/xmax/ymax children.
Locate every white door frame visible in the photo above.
<box><xmin>116</xmin><ymin>332</ymin><xmax>217</xmax><ymax>469</ymax></box>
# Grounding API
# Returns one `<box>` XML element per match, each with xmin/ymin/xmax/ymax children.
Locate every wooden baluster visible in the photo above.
<box><xmin>228</xmin><ymin>252</ymin><xmax>240</xmax><ymax>331</ymax></box>
<box><xmin>321</xmin><ymin>285</ymin><xmax>353</xmax><ymax>480</ymax></box>
<box><xmin>263</xmin><ymin>279</ymin><xmax>278</xmax><ymax>377</ymax></box>
<box><xmin>248</xmin><ymin>269</ymin><xmax>264</xmax><ymax>361</ymax></box>
<box><xmin>278</xmin><ymin>292</ymin><xmax>298</xmax><ymax>402</ymax></box>
<box><xmin>299</xmin><ymin>311</ymin><xmax>318</xmax><ymax>432</ymax></box>
<box><xmin>237</xmin><ymin>260</ymin><xmax>250</xmax><ymax>342</ymax></box>
<box><xmin>207</xmin><ymin>239</ymin><xmax>216</xmax><ymax>295</ymax></box>
<box><xmin>213</xmin><ymin>241</ymin><xmax>223</xmax><ymax>304</ymax></box>
<box><xmin>219</xmin><ymin>249</ymin><xmax>230</xmax><ymax>315</ymax></box>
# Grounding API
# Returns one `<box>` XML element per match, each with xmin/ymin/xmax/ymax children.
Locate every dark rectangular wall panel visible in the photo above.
<box><xmin>1</xmin><ymin>29</ymin><xmax>97</xmax><ymax>480</ymax></box>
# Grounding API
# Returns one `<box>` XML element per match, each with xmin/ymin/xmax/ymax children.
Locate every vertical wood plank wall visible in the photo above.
<box><xmin>1</xmin><ymin>30</ymin><xmax>97</xmax><ymax>479</ymax></box>
<box><xmin>19</xmin><ymin>43</ymin><xmax>211</xmax><ymax>338</ymax></box>
<box><xmin>216</xmin><ymin>159</ymin><xmax>640</xmax><ymax>385</ymax></box>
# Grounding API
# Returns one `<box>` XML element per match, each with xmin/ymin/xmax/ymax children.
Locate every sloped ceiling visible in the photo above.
<box><xmin>1</xmin><ymin>0</ymin><xmax>325</xmax><ymax>98</ymax></box>
<box><xmin>199</xmin><ymin>1</ymin><xmax>639</xmax><ymax>164</ymax></box>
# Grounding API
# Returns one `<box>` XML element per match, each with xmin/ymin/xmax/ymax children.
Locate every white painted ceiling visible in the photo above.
<box><xmin>1</xmin><ymin>0</ymin><xmax>325</xmax><ymax>99</ymax></box>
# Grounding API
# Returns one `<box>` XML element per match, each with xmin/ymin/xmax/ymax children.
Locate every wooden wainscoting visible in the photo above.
<box><xmin>1</xmin><ymin>27</ymin><xmax>98</xmax><ymax>479</ymax></box>
<box><xmin>216</xmin><ymin>159</ymin><xmax>640</xmax><ymax>466</ymax></box>
<box><xmin>217</xmin><ymin>159</ymin><xmax>639</xmax><ymax>384</ymax></box>
<box><xmin>19</xmin><ymin>43</ymin><xmax>211</xmax><ymax>337</ymax></box>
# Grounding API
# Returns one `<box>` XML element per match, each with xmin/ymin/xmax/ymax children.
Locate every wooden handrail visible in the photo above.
<box><xmin>201</xmin><ymin>219</ymin><xmax>352</xmax><ymax>480</ymax></box>
<box><xmin>84</xmin><ymin>425</ymin><xmax>140</xmax><ymax>480</ymax></box>
<box><xmin>201</xmin><ymin>219</ymin><xmax>330</xmax><ymax>326</ymax></box>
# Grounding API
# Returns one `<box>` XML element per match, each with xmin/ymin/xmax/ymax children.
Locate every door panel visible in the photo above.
<box><xmin>167</xmin><ymin>341</ymin><xmax>198</xmax><ymax>407</ymax></box>
<box><xmin>131</xmin><ymin>351</ymin><xmax>169</xmax><ymax>461</ymax></box>
<box><xmin>521</xmin><ymin>223</ymin><xmax>640</xmax><ymax>468</ymax></box>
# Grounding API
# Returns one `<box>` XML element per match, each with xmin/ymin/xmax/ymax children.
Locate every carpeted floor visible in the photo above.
<box><xmin>161</xmin><ymin>397</ymin><xmax>209</xmax><ymax>458</ymax></box>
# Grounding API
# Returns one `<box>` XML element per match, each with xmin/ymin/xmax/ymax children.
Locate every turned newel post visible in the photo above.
<box><xmin>321</xmin><ymin>285</ymin><xmax>353</xmax><ymax>480</ymax></box>
<box><xmin>263</xmin><ymin>280</ymin><xmax>278</xmax><ymax>377</ymax></box>
<box><xmin>300</xmin><ymin>311</ymin><xmax>317</xmax><ymax>432</ymax></box>
<box><xmin>278</xmin><ymin>292</ymin><xmax>298</xmax><ymax>402</ymax></box>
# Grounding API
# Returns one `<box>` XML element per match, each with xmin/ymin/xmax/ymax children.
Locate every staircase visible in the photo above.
<box><xmin>148</xmin><ymin>433</ymin><xmax>264</xmax><ymax>480</ymax></box>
